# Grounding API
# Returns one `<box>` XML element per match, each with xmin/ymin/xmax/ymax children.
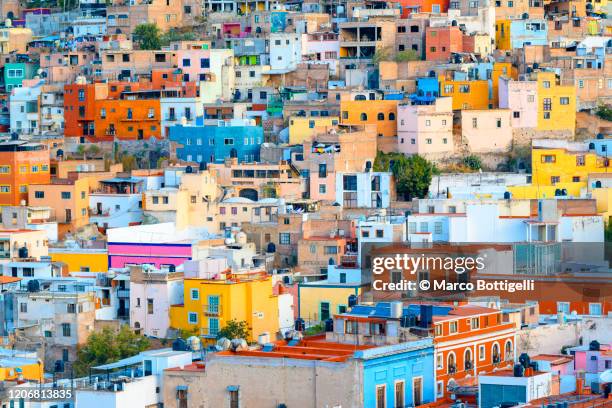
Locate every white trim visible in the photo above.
<box><xmin>436</xmin><ymin>380</ymin><xmax>445</xmax><ymax>398</ymax></box>
<box><xmin>436</xmin><ymin>328</ymin><xmax>516</xmax><ymax>350</ymax></box>
<box><xmin>478</xmin><ymin>344</ymin><xmax>486</xmax><ymax>361</ymax></box>
<box><xmin>394</xmin><ymin>379</ymin><xmax>405</xmax><ymax>408</ymax></box>
<box><xmin>375</xmin><ymin>384</ymin><xmax>387</xmax><ymax>408</ymax></box>
<box><xmin>447</xmin><ymin>351</ymin><xmax>457</xmax><ymax>374</ymax></box>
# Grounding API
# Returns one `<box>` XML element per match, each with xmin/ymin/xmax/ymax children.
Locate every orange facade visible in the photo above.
<box><xmin>433</xmin><ymin>307</ymin><xmax>516</xmax><ymax>398</ymax></box>
<box><xmin>339</xmin><ymin>100</ymin><xmax>398</xmax><ymax>153</ymax></box>
<box><xmin>426</xmin><ymin>26</ymin><xmax>464</xmax><ymax>62</ymax></box>
<box><xmin>398</xmin><ymin>0</ymin><xmax>449</xmax><ymax>17</ymax></box>
<box><xmin>64</xmin><ymin>82</ymin><xmax>162</xmax><ymax>141</ymax></box>
<box><xmin>0</xmin><ymin>142</ymin><xmax>50</xmax><ymax>206</ymax></box>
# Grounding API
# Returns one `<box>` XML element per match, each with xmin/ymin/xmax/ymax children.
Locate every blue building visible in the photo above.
<box><xmin>410</xmin><ymin>76</ymin><xmax>440</xmax><ymax>104</ymax></box>
<box><xmin>168</xmin><ymin>120</ymin><xmax>263</xmax><ymax>164</ymax></box>
<box><xmin>509</xmin><ymin>19</ymin><xmax>548</xmax><ymax>49</ymax></box>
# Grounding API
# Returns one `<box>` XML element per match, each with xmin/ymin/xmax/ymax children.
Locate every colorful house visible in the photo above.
<box><xmin>535</xmin><ymin>71</ymin><xmax>576</xmax><ymax>133</ymax></box>
<box><xmin>339</xmin><ymin>99</ymin><xmax>398</xmax><ymax>152</ymax></box>
<box><xmin>425</xmin><ymin>25</ymin><xmax>464</xmax><ymax>61</ymax></box>
<box><xmin>169</xmin><ymin>119</ymin><xmax>263</xmax><ymax>164</ymax></box>
<box><xmin>439</xmin><ymin>77</ymin><xmax>491</xmax><ymax>110</ymax></box>
<box><xmin>0</xmin><ymin>140</ymin><xmax>50</xmax><ymax>207</ymax></box>
<box><xmin>3</xmin><ymin>61</ymin><xmax>38</xmax><ymax>92</ymax></box>
<box><xmin>169</xmin><ymin>270</ymin><xmax>279</xmax><ymax>343</ymax></box>
<box><xmin>495</xmin><ymin>19</ymin><xmax>548</xmax><ymax>51</ymax></box>
<box><xmin>288</xmin><ymin>116</ymin><xmax>339</xmax><ymax>145</ymax></box>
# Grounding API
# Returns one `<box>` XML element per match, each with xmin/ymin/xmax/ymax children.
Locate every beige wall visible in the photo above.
<box><xmin>461</xmin><ymin>109</ymin><xmax>513</xmax><ymax>153</ymax></box>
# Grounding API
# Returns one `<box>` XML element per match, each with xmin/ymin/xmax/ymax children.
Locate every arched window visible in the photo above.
<box><xmin>389</xmin><ymin>112</ymin><xmax>396</xmax><ymax>120</ymax></box>
<box><xmin>377</xmin><ymin>113</ymin><xmax>384</xmax><ymax>120</ymax></box>
<box><xmin>447</xmin><ymin>353</ymin><xmax>456</xmax><ymax>374</ymax></box>
<box><xmin>355</xmin><ymin>95</ymin><xmax>367</xmax><ymax>101</ymax></box>
<box><xmin>464</xmin><ymin>348</ymin><xmax>473</xmax><ymax>370</ymax></box>
<box><xmin>360</xmin><ymin>113</ymin><xmax>368</xmax><ymax>121</ymax></box>
<box><xmin>492</xmin><ymin>343</ymin><xmax>500</xmax><ymax>363</ymax></box>
<box><xmin>505</xmin><ymin>340</ymin><xmax>513</xmax><ymax>361</ymax></box>
<box><xmin>595</xmin><ymin>180</ymin><xmax>602</xmax><ymax>188</ymax></box>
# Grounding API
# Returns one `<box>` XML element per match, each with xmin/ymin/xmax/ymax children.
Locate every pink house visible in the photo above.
<box><xmin>175</xmin><ymin>49</ymin><xmax>212</xmax><ymax>83</ymax></box>
<box><xmin>461</xmin><ymin>109</ymin><xmax>513</xmax><ymax>153</ymax></box>
<box><xmin>397</xmin><ymin>97</ymin><xmax>454</xmax><ymax>155</ymax></box>
<box><xmin>570</xmin><ymin>342</ymin><xmax>612</xmax><ymax>375</ymax></box>
<box><xmin>498</xmin><ymin>77</ymin><xmax>538</xmax><ymax>129</ymax></box>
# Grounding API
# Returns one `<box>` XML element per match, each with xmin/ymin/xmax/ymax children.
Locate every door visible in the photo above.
<box><xmin>65</xmin><ymin>209</ymin><xmax>72</xmax><ymax>222</ymax></box>
<box><xmin>413</xmin><ymin>377</ymin><xmax>422</xmax><ymax>406</ymax></box>
<box><xmin>395</xmin><ymin>381</ymin><xmax>405</xmax><ymax>408</ymax></box>
<box><xmin>320</xmin><ymin>302</ymin><xmax>330</xmax><ymax>321</ymax></box>
<box><xmin>144</xmin><ymin>359</ymin><xmax>152</xmax><ymax>376</ymax></box>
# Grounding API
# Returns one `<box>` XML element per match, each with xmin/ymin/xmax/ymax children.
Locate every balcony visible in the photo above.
<box><xmin>203</xmin><ymin>304</ymin><xmax>222</xmax><ymax>316</ymax></box>
<box><xmin>200</xmin><ymin>327</ymin><xmax>219</xmax><ymax>338</ymax></box>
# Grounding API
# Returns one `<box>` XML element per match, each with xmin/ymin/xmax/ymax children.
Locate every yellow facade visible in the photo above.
<box><xmin>591</xmin><ymin>187</ymin><xmax>612</xmax><ymax>223</ymax></box>
<box><xmin>508</xmin><ymin>147</ymin><xmax>606</xmax><ymax>198</ymax></box>
<box><xmin>169</xmin><ymin>274</ymin><xmax>279</xmax><ymax>343</ymax></box>
<box><xmin>495</xmin><ymin>20</ymin><xmax>512</xmax><ymax>51</ymax></box>
<box><xmin>289</xmin><ymin>116</ymin><xmax>339</xmax><ymax>145</ymax></box>
<box><xmin>536</xmin><ymin>72</ymin><xmax>576</xmax><ymax>132</ymax></box>
<box><xmin>0</xmin><ymin>360</ymin><xmax>43</xmax><ymax>382</ymax></box>
<box><xmin>50</xmin><ymin>249</ymin><xmax>108</xmax><ymax>273</ymax></box>
<box><xmin>298</xmin><ymin>283</ymin><xmax>362</xmax><ymax>323</ymax></box>
<box><xmin>439</xmin><ymin>78</ymin><xmax>491</xmax><ymax>110</ymax></box>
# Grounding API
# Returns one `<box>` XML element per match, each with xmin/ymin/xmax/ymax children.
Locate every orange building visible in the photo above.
<box><xmin>426</xmin><ymin>26</ymin><xmax>464</xmax><ymax>62</ymax></box>
<box><xmin>64</xmin><ymin>80</ymin><xmax>187</xmax><ymax>141</ymax></box>
<box><xmin>432</xmin><ymin>305</ymin><xmax>516</xmax><ymax>398</ymax></box>
<box><xmin>28</xmin><ymin>178</ymin><xmax>90</xmax><ymax>238</ymax></box>
<box><xmin>339</xmin><ymin>100</ymin><xmax>398</xmax><ymax>152</ymax></box>
<box><xmin>0</xmin><ymin>140</ymin><xmax>50</xmax><ymax>206</ymax></box>
<box><xmin>398</xmin><ymin>0</ymin><xmax>449</xmax><ymax>16</ymax></box>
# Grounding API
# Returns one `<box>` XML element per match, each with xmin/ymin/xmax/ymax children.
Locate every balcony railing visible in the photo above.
<box><xmin>203</xmin><ymin>304</ymin><xmax>222</xmax><ymax>316</ymax></box>
<box><xmin>200</xmin><ymin>327</ymin><xmax>219</xmax><ymax>338</ymax></box>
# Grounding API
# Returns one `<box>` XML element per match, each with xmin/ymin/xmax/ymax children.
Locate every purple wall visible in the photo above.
<box><xmin>108</xmin><ymin>242</ymin><xmax>192</xmax><ymax>268</ymax></box>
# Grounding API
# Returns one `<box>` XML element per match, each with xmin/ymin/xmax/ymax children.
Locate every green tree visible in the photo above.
<box><xmin>595</xmin><ymin>105</ymin><xmax>612</xmax><ymax>122</ymax></box>
<box><xmin>74</xmin><ymin>326</ymin><xmax>149</xmax><ymax>376</ymax></box>
<box><xmin>374</xmin><ymin>151</ymin><xmax>437</xmax><ymax>200</ymax></box>
<box><xmin>121</xmin><ymin>154</ymin><xmax>138</xmax><ymax>171</ymax></box>
<box><xmin>372</xmin><ymin>46</ymin><xmax>394</xmax><ymax>65</ymax></box>
<box><xmin>134</xmin><ymin>23</ymin><xmax>162</xmax><ymax>50</ymax></box>
<box><xmin>161</xmin><ymin>29</ymin><xmax>197</xmax><ymax>45</ymax></box>
<box><xmin>395</xmin><ymin>50</ymin><xmax>420</xmax><ymax>62</ymax></box>
<box><xmin>462</xmin><ymin>155</ymin><xmax>482</xmax><ymax>171</ymax></box>
<box><xmin>216</xmin><ymin>319</ymin><xmax>251</xmax><ymax>340</ymax></box>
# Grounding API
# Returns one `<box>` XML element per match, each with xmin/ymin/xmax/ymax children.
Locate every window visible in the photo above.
<box><xmin>360</xmin><ymin>113</ymin><xmax>368</xmax><ymax>121</ymax></box>
<box><xmin>279</xmin><ymin>233</ymin><xmax>290</xmax><ymax>245</ymax></box>
<box><xmin>67</xmin><ymin>303</ymin><xmax>76</xmax><ymax>313</ymax></box>
<box><xmin>436</xmin><ymin>381</ymin><xmax>444</xmax><ymax>397</ymax></box>
<box><xmin>578</xmin><ymin>80</ymin><xmax>584</xmax><ymax>88</ymax></box>
<box><xmin>190</xmin><ymin>288</ymin><xmax>199</xmax><ymax>300</ymax></box>
<box><xmin>62</xmin><ymin>323</ymin><xmax>71</xmax><ymax>337</ymax></box>
<box><xmin>542</xmin><ymin>80</ymin><xmax>551</xmax><ymax>88</ymax></box>
<box><xmin>505</xmin><ymin>340</ymin><xmax>514</xmax><ymax>361</ymax></box>
<box><xmin>224</xmin><ymin>138</ymin><xmax>234</xmax><ymax>145</ymax></box>
<box><xmin>449</xmin><ymin>321</ymin><xmax>457</xmax><ymax>333</ymax></box>
<box><xmin>434</xmin><ymin>222</ymin><xmax>443</xmax><ymax>234</ymax></box>
<box><xmin>472</xmin><ymin>117</ymin><xmax>478</xmax><ymax>128</ymax></box>
<box><xmin>470</xmin><ymin>317</ymin><xmax>480</xmax><ymax>329</ymax></box>
<box><xmin>447</xmin><ymin>353</ymin><xmax>456</xmax><ymax>373</ymax></box>
<box><xmin>551</xmin><ymin>176</ymin><xmax>560</xmax><ymax>184</ymax></box>
<box><xmin>496</xmin><ymin>118</ymin><xmax>502</xmax><ymax>128</ymax></box>
<box><xmin>319</xmin><ymin>163</ymin><xmax>327</xmax><ymax>178</ymax></box>
<box><xmin>319</xmin><ymin>184</ymin><xmax>326</xmax><ymax>194</ymax></box>
<box><xmin>395</xmin><ymin>381</ymin><xmax>405</xmax><ymax>408</ymax></box>
<box><xmin>343</xmin><ymin>175</ymin><xmax>357</xmax><ymax>191</ymax></box>
<box><xmin>188</xmin><ymin>312</ymin><xmax>198</xmax><ymax>324</ymax></box>
<box><xmin>513</xmin><ymin>111</ymin><xmax>520</xmax><ymax>118</ymax></box>
<box><xmin>444</xmin><ymin>84</ymin><xmax>454</xmax><ymax>93</ymax></box>
<box><xmin>20</xmin><ymin>303</ymin><xmax>27</xmax><ymax>313</ymax></box>
<box><xmin>35</xmin><ymin>191</ymin><xmax>44</xmax><ymax>199</ymax></box>
<box><xmin>557</xmin><ymin>302</ymin><xmax>570</xmax><ymax>313</ymax></box>
<box><xmin>560</xmin><ymin>97</ymin><xmax>569</xmax><ymax>105</ymax></box>
<box><xmin>576</xmin><ymin>155</ymin><xmax>585</xmax><ymax>166</ymax></box>
<box><xmin>425</xmin><ymin>120</ymin><xmax>431</xmax><ymax>127</ymax></box>
<box><xmin>479</xmin><ymin>345</ymin><xmax>485</xmax><ymax>361</ymax></box>
<box><xmin>61</xmin><ymin>192</ymin><xmax>71</xmax><ymax>199</ymax></box>
<box><xmin>589</xmin><ymin>303</ymin><xmax>602</xmax><ymax>315</ymax></box>
<box><xmin>147</xmin><ymin>298</ymin><xmax>154</xmax><ymax>314</ymax></box>
<box><xmin>229</xmin><ymin>388</ymin><xmax>239</xmax><ymax>408</ymax></box>
<box><xmin>543</xmin><ymin>98</ymin><xmax>552</xmax><ymax>111</ymax></box>
<box><xmin>182</xmin><ymin>58</ymin><xmax>191</xmax><ymax>67</ymax></box>
<box><xmin>541</xmin><ymin>155</ymin><xmax>556</xmax><ymax>163</ymax></box>
<box><xmin>376</xmin><ymin>385</ymin><xmax>386</xmax><ymax>408</ymax></box>
<box><xmin>0</xmin><ymin>185</ymin><xmax>10</xmax><ymax>193</ymax></box>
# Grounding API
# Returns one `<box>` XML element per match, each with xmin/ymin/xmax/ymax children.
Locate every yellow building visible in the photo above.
<box><xmin>508</xmin><ymin>143</ymin><xmax>606</xmax><ymax>199</ymax></box>
<box><xmin>288</xmin><ymin>116</ymin><xmax>339</xmax><ymax>145</ymax></box>
<box><xmin>298</xmin><ymin>281</ymin><xmax>363</xmax><ymax>323</ymax></box>
<box><xmin>536</xmin><ymin>72</ymin><xmax>576</xmax><ymax>132</ymax></box>
<box><xmin>169</xmin><ymin>271</ymin><xmax>279</xmax><ymax>343</ymax></box>
<box><xmin>439</xmin><ymin>78</ymin><xmax>491</xmax><ymax>110</ymax></box>
<box><xmin>495</xmin><ymin>20</ymin><xmax>512</xmax><ymax>51</ymax></box>
<box><xmin>49</xmin><ymin>248</ymin><xmax>108</xmax><ymax>273</ymax></box>
<box><xmin>340</xmin><ymin>99</ymin><xmax>398</xmax><ymax>152</ymax></box>
<box><xmin>0</xmin><ymin>356</ymin><xmax>43</xmax><ymax>382</ymax></box>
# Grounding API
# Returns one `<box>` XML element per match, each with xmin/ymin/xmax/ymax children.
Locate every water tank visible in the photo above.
<box><xmin>519</xmin><ymin>353</ymin><xmax>531</xmax><ymax>368</ymax></box>
<box><xmin>172</xmin><ymin>338</ymin><xmax>188</xmax><ymax>351</ymax></box>
<box><xmin>258</xmin><ymin>333</ymin><xmax>270</xmax><ymax>345</ymax></box>
<box><xmin>266</xmin><ymin>242</ymin><xmax>276</xmax><ymax>253</ymax></box>
<box><xmin>514</xmin><ymin>364</ymin><xmax>525</xmax><ymax>377</ymax></box>
<box><xmin>419</xmin><ymin>304</ymin><xmax>433</xmax><ymax>328</ymax></box>
<box><xmin>236</xmin><ymin>232</ymin><xmax>247</xmax><ymax>245</ymax></box>
<box><xmin>504</xmin><ymin>191</ymin><xmax>511</xmax><ymax>200</ymax></box>
<box><xmin>348</xmin><ymin>294</ymin><xmax>358</xmax><ymax>308</ymax></box>
<box><xmin>54</xmin><ymin>360</ymin><xmax>64</xmax><ymax>373</ymax></box>
<box><xmin>187</xmin><ymin>336</ymin><xmax>201</xmax><ymax>351</ymax></box>
<box><xmin>168</xmin><ymin>264</ymin><xmax>176</xmax><ymax>273</ymax></box>
<box><xmin>27</xmin><ymin>280</ymin><xmax>40</xmax><ymax>293</ymax></box>
<box><xmin>391</xmin><ymin>302</ymin><xmax>403</xmax><ymax>319</ymax></box>
<box><xmin>18</xmin><ymin>246</ymin><xmax>28</xmax><ymax>259</ymax></box>
<box><xmin>185</xmin><ymin>165</ymin><xmax>193</xmax><ymax>174</ymax></box>
<box><xmin>589</xmin><ymin>340</ymin><xmax>600</xmax><ymax>351</ymax></box>
<box><xmin>230</xmin><ymin>338</ymin><xmax>248</xmax><ymax>352</ymax></box>
<box><xmin>324</xmin><ymin>318</ymin><xmax>334</xmax><ymax>332</ymax></box>
<box><xmin>294</xmin><ymin>318</ymin><xmax>305</xmax><ymax>332</ymax></box>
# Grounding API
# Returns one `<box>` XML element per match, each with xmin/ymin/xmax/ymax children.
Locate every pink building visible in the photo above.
<box><xmin>176</xmin><ymin>49</ymin><xmax>211</xmax><ymax>82</ymax></box>
<box><xmin>571</xmin><ymin>343</ymin><xmax>612</xmax><ymax>375</ymax></box>
<box><xmin>397</xmin><ymin>97</ymin><xmax>454</xmax><ymax>155</ymax></box>
<box><xmin>498</xmin><ymin>77</ymin><xmax>538</xmax><ymax>128</ymax></box>
<box><xmin>461</xmin><ymin>109</ymin><xmax>513</xmax><ymax>153</ymax></box>
<box><xmin>301</xmin><ymin>32</ymin><xmax>340</xmax><ymax>75</ymax></box>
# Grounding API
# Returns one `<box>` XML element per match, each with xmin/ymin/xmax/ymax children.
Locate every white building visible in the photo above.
<box><xmin>129</xmin><ymin>264</ymin><xmax>183</xmax><ymax>338</ymax></box>
<box><xmin>10</xmin><ymin>82</ymin><xmax>42</xmax><ymax>135</ymax></box>
<box><xmin>335</xmin><ymin>172</ymin><xmax>392</xmax><ymax>209</ymax></box>
<box><xmin>479</xmin><ymin>369</ymin><xmax>552</xmax><ymax>408</ymax></box>
<box><xmin>269</xmin><ymin>33</ymin><xmax>302</xmax><ymax>71</ymax></box>
<box><xmin>75</xmin><ymin>348</ymin><xmax>193</xmax><ymax>408</ymax></box>
<box><xmin>160</xmin><ymin>96</ymin><xmax>203</xmax><ymax>138</ymax></box>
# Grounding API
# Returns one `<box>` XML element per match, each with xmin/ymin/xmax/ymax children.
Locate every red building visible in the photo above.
<box><xmin>425</xmin><ymin>25</ymin><xmax>464</xmax><ymax>61</ymax></box>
